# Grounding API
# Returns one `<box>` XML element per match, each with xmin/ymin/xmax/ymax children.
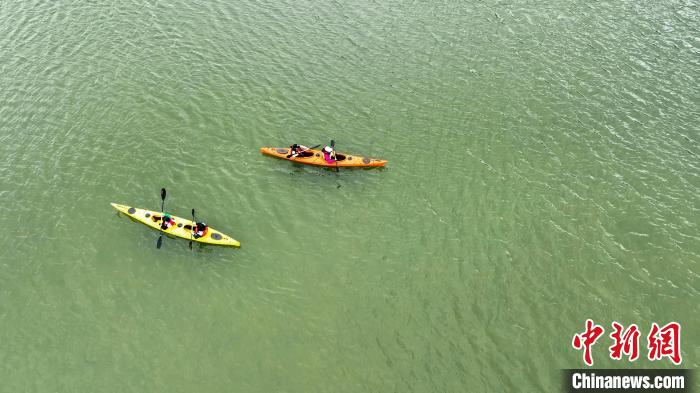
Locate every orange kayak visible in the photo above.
<box><xmin>260</xmin><ymin>147</ymin><xmax>387</xmax><ymax>167</ymax></box>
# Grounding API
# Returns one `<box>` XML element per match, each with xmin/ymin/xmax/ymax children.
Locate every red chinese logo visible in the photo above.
<box><xmin>647</xmin><ymin>322</ymin><xmax>682</xmax><ymax>365</ymax></box>
<box><xmin>609</xmin><ymin>322</ymin><xmax>640</xmax><ymax>361</ymax></box>
<box><xmin>572</xmin><ymin>319</ymin><xmax>605</xmax><ymax>366</ymax></box>
<box><xmin>573</xmin><ymin>321</ymin><xmax>682</xmax><ymax>366</ymax></box>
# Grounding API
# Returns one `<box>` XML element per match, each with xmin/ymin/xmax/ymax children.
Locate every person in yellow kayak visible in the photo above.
<box><xmin>192</xmin><ymin>222</ymin><xmax>208</xmax><ymax>239</ymax></box>
<box><xmin>152</xmin><ymin>213</ymin><xmax>175</xmax><ymax>230</ymax></box>
<box><xmin>286</xmin><ymin>143</ymin><xmax>309</xmax><ymax>158</ymax></box>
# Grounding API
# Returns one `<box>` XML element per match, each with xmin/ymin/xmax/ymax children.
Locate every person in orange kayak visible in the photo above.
<box><xmin>152</xmin><ymin>213</ymin><xmax>175</xmax><ymax>230</ymax></box>
<box><xmin>192</xmin><ymin>222</ymin><xmax>208</xmax><ymax>239</ymax></box>
<box><xmin>287</xmin><ymin>143</ymin><xmax>309</xmax><ymax>158</ymax></box>
<box><xmin>322</xmin><ymin>146</ymin><xmax>336</xmax><ymax>164</ymax></box>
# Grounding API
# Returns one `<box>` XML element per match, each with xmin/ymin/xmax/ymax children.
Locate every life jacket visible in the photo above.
<box><xmin>323</xmin><ymin>151</ymin><xmax>335</xmax><ymax>164</ymax></box>
<box><xmin>161</xmin><ymin>216</ymin><xmax>175</xmax><ymax>229</ymax></box>
<box><xmin>322</xmin><ymin>147</ymin><xmax>336</xmax><ymax>163</ymax></box>
<box><xmin>194</xmin><ymin>223</ymin><xmax>208</xmax><ymax>238</ymax></box>
<box><xmin>290</xmin><ymin>144</ymin><xmax>308</xmax><ymax>157</ymax></box>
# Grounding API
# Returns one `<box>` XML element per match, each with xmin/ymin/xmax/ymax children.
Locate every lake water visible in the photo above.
<box><xmin>0</xmin><ymin>0</ymin><xmax>697</xmax><ymax>391</ymax></box>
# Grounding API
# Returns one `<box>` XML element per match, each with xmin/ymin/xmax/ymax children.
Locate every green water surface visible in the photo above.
<box><xmin>0</xmin><ymin>0</ymin><xmax>698</xmax><ymax>391</ymax></box>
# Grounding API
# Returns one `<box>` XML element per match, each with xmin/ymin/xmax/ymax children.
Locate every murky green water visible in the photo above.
<box><xmin>1</xmin><ymin>0</ymin><xmax>698</xmax><ymax>391</ymax></box>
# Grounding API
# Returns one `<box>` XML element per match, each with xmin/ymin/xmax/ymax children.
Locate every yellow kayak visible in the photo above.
<box><xmin>111</xmin><ymin>203</ymin><xmax>240</xmax><ymax>247</ymax></box>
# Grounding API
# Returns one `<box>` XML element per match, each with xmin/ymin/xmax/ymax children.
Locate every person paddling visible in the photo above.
<box><xmin>192</xmin><ymin>222</ymin><xmax>208</xmax><ymax>239</ymax></box>
<box><xmin>287</xmin><ymin>143</ymin><xmax>309</xmax><ymax>158</ymax></box>
<box><xmin>322</xmin><ymin>145</ymin><xmax>336</xmax><ymax>164</ymax></box>
<box><xmin>152</xmin><ymin>213</ymin><xmax>175</xmax><ymax>230</ymax></box>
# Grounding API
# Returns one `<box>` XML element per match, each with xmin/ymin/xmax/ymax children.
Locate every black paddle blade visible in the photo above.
<box><xmin>160</xmin><ymin>188</ymin><xmax>166</xmax><ymax>201</ymax></box>
<box><xmin>309</xmin><ymin>144</ymin><xmax>321</xmax><ymax>149</ymax></box>
<box><xmin>329</xmin><ymin>140</ymin><xmax>339</xmax><ymax>172</ymax></box>
<box><xmin>156</xmin><ymin>235</ymin><xmax>163</xmax><ymax>249</ymax></box>
<box><xmin>190</xmin><ymin>208</ymin><xmax>196</xmax><ymax>251</ymax></box>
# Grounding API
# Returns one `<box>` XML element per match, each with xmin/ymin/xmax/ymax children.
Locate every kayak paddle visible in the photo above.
<box><xmin>330</xmin><ymin>139</ymin><xmax>339</xmax><ymax>172</ymax></box>
<box><xmin>189</xmin><ymin>208</ymin><xmax>196</xmax><ymax>250</ymax></box>
<box><xmin>157</xmin><ymin>187</ymin><xmax>166</xmax><ymax>249</ymax></box>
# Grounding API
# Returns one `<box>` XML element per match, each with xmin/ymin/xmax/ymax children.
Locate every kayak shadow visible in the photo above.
<box><xmin>287</xmin><ymin>162</ymin><xmax>387</xmax><ymax>174</ymax></box>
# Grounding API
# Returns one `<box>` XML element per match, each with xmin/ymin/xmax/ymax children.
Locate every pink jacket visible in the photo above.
<box><xmin>323</xmin><ymin>151</ymin><xmax>336</xmax><ymax>164</ymax></box>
